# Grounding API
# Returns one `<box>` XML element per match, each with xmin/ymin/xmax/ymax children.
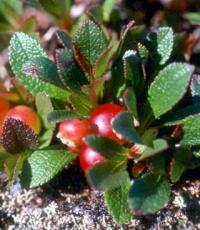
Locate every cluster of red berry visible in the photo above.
<box><xmin>57</xmin><ymin>104</ymin><xmax>125</xmax><ymax>172</ymax></box>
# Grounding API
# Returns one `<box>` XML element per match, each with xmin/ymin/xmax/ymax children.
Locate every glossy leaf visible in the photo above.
<box><xmin>182</xmin><ymin>115</ymin><xmax>200</xmax><ymax>146</ymax></box>
<box><xmin>87</xmin><ymin>161</ymin><xmax>128</xmax><ymax>190</ymax></box>
<box><xmin>22</xmin><ymin>56</ymin><xmax>63</xmax><ymax>88</ymax></box>
<box><xmin>112</xmin><ymin>112</ymin><xmax>142</xmax><ymax>144</ymax></box>
<box><xmin>128</xmin><ymin>174</ymin><xmax>170</xmax><ymax>214</ymax></box>
<box><xmin>21</xmin><ymin>147</ymin><xmax>77</xmax><ymax>188</ymax></box>
<box><xmin>148</xmin><ymin>63</ymin><xmax>194</xmax><ymax>118</ymax></box>
<box><xmin>9</xmin><ymin>32</ymin><xmax>70</xmax><ymax>101</ymax></box>
<box><xmin>169</xmin><ymin>147</ymin><xmax>192</xmax><ymax>183</ymax></box>
<box><xmin>134</xmin><ymin>139</ymin><xmax>168</xmax><ymax>162</ymax></box>
<box><xmin>73</xmin><ymin>19</ymin><xmax>108</xmax><ymax>74</ymax></box>
<box><xmin>104</xmin><ymin>177</ymin><xmax>132</xmax><ymax>224</ymax></box>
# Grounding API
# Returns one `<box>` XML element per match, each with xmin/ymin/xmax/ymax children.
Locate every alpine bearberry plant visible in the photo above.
<box><xmin>1</xmin><ymin>13</ymin><xmax>200</xmax><ymax>224</ymax></box>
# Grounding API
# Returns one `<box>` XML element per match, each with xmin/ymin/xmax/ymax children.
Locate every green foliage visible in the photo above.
<box><xmin>148</xmin><ymin>63</ymin><xmax>194</xmax><ymax>118</ymax></box>
<box><xmin>104</xmin><ymin>177</ymin><xmax>132</xmax><ymax>224</ymax></box>
<box><xmin>73</xmin><ymin>19</ymin><xmax>108</xmax><ymax>76</ymax></box>
<box><xmin>9</xmin><ymin>33</ymin><xmax>70</xmax><ymax>101</ymax></box>
<box><xmin>21</xmin><ymin>147</ymin><xmax>77</xmax><ymax>188</ymax></box>
<box><xmin>6</xmin><ymin>13</ymin><xmax>200</xmax><ymax>224</ymax></box>
<box><xmin>128</xmin><ymin>174</ymin><xmax>170</xmax><ymax>214</ymax></box>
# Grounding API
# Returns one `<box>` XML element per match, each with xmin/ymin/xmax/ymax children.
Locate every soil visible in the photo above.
<box><xmin>0</xmin><ymin>163</ymin><xmax>199</xmax><ymax>230</ymax></box>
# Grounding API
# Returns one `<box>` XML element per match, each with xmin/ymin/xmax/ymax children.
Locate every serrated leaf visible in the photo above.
<box><xmin>22</xmin><ymin>56</ymin><xmax>63</xmax><ymax>88</ymax></box>
<box><xmin>104</xmin><ymin>177</ymin><xmax>132</xmax><ymax>224</ymax></box>
<box><xmin>55</xmin><ymin>49</ymin><xmax>87</xmax><ymax>88</ymax></box>
<box><xmin>128</xmin><ymin>174</ymin><xmax>170</xmax><ymax>214</ymax></box>
<box><xmin>135</xmin><ymin>139</ymin><xmax>168</xmax><ymax>162</ymax></box>
<box><xmin>2</xmin><ymin>118</ymin><xmax>39</xmax><ymax>154</ymax></box>
<box><xmin>87</xmin><ymin>161</ymin><xmax>128</xmax><ymax>190</ymax></box>
<box><xmin>190</xmin><ymin>75</ymin><xmax>200</xmax><ymax>103</ymax></box>
<box><xmin>73</xmin><ymin>19</ymin><xmax>108</xmax><ymax>75</ymax></box>
<box><xmin>47</xmin><ymin>110</ymin><xmax>81</xmax><ymax>124</ymax></box>
<box><xmin>170</xmin><ymin>147</ymin><xmax>192</xmax><ymax>183</ymax></box>
<box><xmin>182</xmin><ymin>115</ymin><xmax>200</xmax><ymax>146</ymax></box>
<box><xmin>9</xmin><ymin>32</ymin><xmax>69</xmax><ymax>101</ymax></box>
<box><xmin>148</xmin><ymin>63</ymin><xmax>194</xmax><ymax>118</ymax></box>
<box><xmin>21</xmin><ymin>147</ymin><xmax>77</xmax><ymax>188</ymax></box>
<box><xmin>112</xmin><ymin>112</ymin><xmax>142</xmax><ymax>144</ymax></box>
<box><xmin>85</xmin><ymin>135</ymin><xmax>128</xmax><ymax>160</ymax></box>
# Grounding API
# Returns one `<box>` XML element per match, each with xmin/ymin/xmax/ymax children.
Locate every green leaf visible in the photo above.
<box><xmin>9</xmin><ymin>32</ymin><xmax>70</xmax><ymax>101</ymax></box>
<box><xmin>182</xmin><ymin>115</ymin><xmax>200</xmax><ymax>146</ymax></box>
<box><xmin>87</xmin><ymin>161</ymin><xmax>128</xmax><ymax>190</ymax></box>
<box><xmin>102</xmin><ymin>0</ymin><xmax>115</xmax><ymax>22</ymax></box>
<box><xmin>21</xmin><ymin>147</ymin><xmax>77</xmax><ymax>188</ymax></box>
<box><xmin>128</xmin><ymin>174</ymin><xmax>170</xmax><ymax>214</ymax></box>
<box><xmin>47</xmin><ymin>110</ymin><xmax>81</xmax><ymax>124</ymax></box>
<box><xmin>73</xmin><ymin>19</ymin><xmax>108</xmax><ymax>74</ymax></box>
<box><xmin>112</xmin><ymin>112</ymin><xmax>142</xmax><ymax>144</ymax></box>
<box><xmin>56</xmin><ymin>31</ymin><xmax>72</xmax><ymax>49</ymax></box>
<box><xmin>38</xmin><ymin>0</ymin><xmax>60</xmax><ymax>17</ymax></box>
<box><xmin>137</xmin><ymin>43</ymin><xmax>149</xmax><ymax>60</ymax></box>
<box><xmin>156</xmin><ymin>27</ymin><xmax>174</xmax><ymax>65</ymax></box>
<box><xmin>148</xmin><ymin>63</ymin><xmax>194</xmax><ymax>118</ymax></box>
<box><xmin>69</xmin><ymin>92</ymin><xmax>92</xmax><ymax>116</ymax></box>
<box><xmin>184</xmin><ymin>12</ymin><xmax>200</xmax><ymax>25</ymax></box>
<box><xmin>161</xmin><ymin>103</ymin><xmax>200</xmax><ymax>126</ymax></box>
<box><xmin>123</xmin><ymin>50</ymin><xmax>143</xmax><ymax>91</ymax></box>
<box><xmin>55</xmin><ymin>49</ymin><xmax>87</xmax><ymax>88</ymax></box>
<box><xmin>35</xmin><ymin>93</ymin><xmax>54</xmax><ymax>129</ymax></box>
<box><xmin>35</xmin><ymin>93</ymin><xmax>55</xmax><ymax>148</ymax></box>
<box><xmin>141</xmin><ymin>128</ymin><xmax>158</xmax><ymax>145</ymax></box>
<box><xmin>85</xmin><ymin>135</ymin><xmax>128</xmax><ymax>160</ymax></box>
<box><xmin>104</xmin><ymin>177</ymin><xmax>132</xmax><ymax>224</ymax></box>
<box><xmin>135</xmin><ymin>139</ymin><xmax>168</xmax><ymax>162</ymax></box>
<box><xmin>190</xmin><ymin>75</ymin><xmax>200</xmax><ymax>103</ymax></box>
<box><xmin>146</xmin><ymin>27</ymin><xmax>173</xmax><ymax>66</ymax></box>
<box><xmin>170</xmin><ymin>147</ymin><xmax>192</xmax><ymax>183</ymax></box>
<box><xmin>4</xmin><ymin>152</ymin><xmax>30</xmax><ymax>185</ymax></box>
<box><xmin>93</xmin><ymin>41</ymin><xmax>119</xmax><ymax>78</ymax></box>
<box><xmin>124</xmin><ymin>88</ymin><xmax>139</xmax><ymax>126</ymax></box>
<box><xmin>22</xmin><ymin>56</ymin><xmax>63</xmax><ymax>88</ymax></box>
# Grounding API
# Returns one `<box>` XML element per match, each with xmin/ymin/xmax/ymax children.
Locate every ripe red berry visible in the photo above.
<box><xmin>57</xmin><ymin>119</ymin><xmax>92</xmax><ymax>149</ymax></box>
<box><xmin>4</xmin><ymin>105</ymin><xmax>41</xmax><ymax>134</ymax></box>
<box><xmin>79</xmin><ymin>144</ymin><xmax>105</xmax><ymax>172</ymax></box>
<box><xmin>89</xmin><ymin>103</ymin><xmax>125</xmax><ymax>144</ymax></box>
<box><xmin>0</xmin><ymin>98</ymin><xmax>10</xmax><ymax>126</ymax></box>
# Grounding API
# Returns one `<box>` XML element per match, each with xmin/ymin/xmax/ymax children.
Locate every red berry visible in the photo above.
<box><xmin>79</xmin><ymin>144</ymin><xmax>105</xmax><ymax>172</ymax></box>
<box><xmin>0</xmin><ymin>98</ymin><xmax>10</xmax><ymax>126</ymax></box>
<box><xmin>57</xmin><ymin>119</ymin><xmax>92</xmax><ymax>149</ymax></box>
<box><xmin>4</xmin><ymin>105</ymin><xmax>41</xmax><ymax>134</ymax></box>
<box><xmin>89</xmin><ymin>103</ymin><xmax>125</xmax><ymax>144</ymax></box>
